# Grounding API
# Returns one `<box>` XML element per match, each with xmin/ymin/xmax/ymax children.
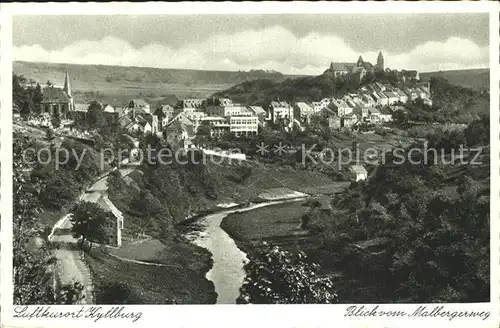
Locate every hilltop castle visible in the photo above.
<box><xmin>324</xmin><ymin>51</ymin><xmax>385</xmax><ymax>79</ymax></box>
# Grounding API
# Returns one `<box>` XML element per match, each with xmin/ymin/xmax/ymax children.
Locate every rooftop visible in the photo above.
<box><xmin>41</xmin><ymin>87</ymin><xmax>70</xmax><ymax>104</ymax></box>
<box><xmin>351</xmin><ymin>165</ymin><xmax>367</xmax><ymax>175</ymax></box>
<box><xmin>328</xmin><ymin>62</ymin><xmax>354</xmax><ymax>71</ymax></box>
<box><xmin>248</xmin><ymin>106</ymin><xmax>266</xmax><ymax>115</ymax></box>
<box><xmin>295</xmin><ymin>102</ymin><xmax>313</xmax><ymax>111</ymax></box>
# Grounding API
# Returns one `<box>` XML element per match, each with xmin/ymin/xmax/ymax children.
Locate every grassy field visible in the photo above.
<box><xmin>220</xmin><ymin>198</ymin><xmax>334</xmax><ymax>254</ymax></box>
<box><xmin>210</xmin><ymin>160</ymin><xmax>351</xmax><ymax>203</ymax></box>
<box><xmin>222</xmin><ymin>201</ymin><xmax>309</xmax><ymax>241</ymax></box>
<box><xmin>86</xmin><ymin>240</ymin><xmax>216</xmax><ymax>304</ymax></box>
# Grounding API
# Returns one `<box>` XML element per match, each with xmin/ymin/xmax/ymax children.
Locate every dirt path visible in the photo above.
<box><xmin>48</xmin><ymin>162</ymin><xmax>137</xmax><ymax>304</ymax></box>
<box><xmin>50</xmin><ymin>213</ymin><xmax>94</xmax><ymax>304</ymax></box>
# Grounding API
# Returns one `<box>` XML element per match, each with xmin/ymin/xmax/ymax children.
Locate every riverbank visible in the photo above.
<box><xmin>103</xmin><ymin>159</ymin><xmax>345</xmax><ymax>304</ymax></box>
<box><xmin>220</xmin><ymin>200</ymin><xmax>321</xmax><ymax>254</ymax></box>
<box><xmin>185</xmin><ymin>194</ymin><xmax>309</xmax><ymax>304</ymax></box>
<box><xmin>86</xmin><ymin>237</ymin><xmax>217</xmax><ymax>304</ymax></box>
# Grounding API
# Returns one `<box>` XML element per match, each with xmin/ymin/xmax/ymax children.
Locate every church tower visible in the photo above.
<box><xmin>63</xmin><ymin>70</ymin><xmax>74</xmax><ymax>111</ymax></box>
<box><xmin>376</xmin><ymin>51</ymin><xmax>384</xmax><ymax>72</ymax></box>
<box><xmin>357</xmin><ymin>55</ymin><xmax>364</xmax><ymax>67</ymax></box>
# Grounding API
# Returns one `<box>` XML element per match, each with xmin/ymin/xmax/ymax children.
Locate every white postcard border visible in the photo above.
<box><xmin>1</xmin><ymin>2</ymin><xmax>499</xmax><ymax>328</ymax></box>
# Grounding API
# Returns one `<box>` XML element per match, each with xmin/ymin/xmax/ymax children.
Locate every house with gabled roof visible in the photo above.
<box><xmin>165</xmin><ymin>113</ymin><xmax>195</xmax><ymax>149</ymax></box>
<box><xmin>330</xmin><ymin>99</ymin><xmax>352</xmax><ymax>117</ymax></box>
<box><xmin>350</xmin><ymin>165</ymin><xmax>368</xmax><ymax>181</ymax></box>
<box><xmin>394</xmin><ymin>89</ymin><xmax>408</xmax><ymax>103</ymax></box>
<box><xmin>96</xmin><ymin>194</ymin><xmax>124</xmax><ymax>247</ymax></box>
<box><xmin>379</xmin><ymin>107</ymin><xmax>393</xmax><ymax>122</ymax></box>
<box><xmin>341</xmin><ymin>113</ymin><xmax>358</xmax><ymax>128</ymax></box>
<box><xmin>294</xmin><ymin>102</ymin><xmax>314</xmax><ymax>121</ymax></box>
<box><xmin>383</xmin><ymin>91</ymin><xmax>400</xmax><ymax>105</ymax></box>
<box><xmin>269</xmin><ymin>101</ymin><xmax>294</xmax><ymax>126</ymax></box>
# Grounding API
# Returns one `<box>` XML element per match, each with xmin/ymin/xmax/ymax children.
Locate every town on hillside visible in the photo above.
<box><xmin>15</xmin><ymin>52</ymin><xmax>432</xmax><ymax>154</ymax></box>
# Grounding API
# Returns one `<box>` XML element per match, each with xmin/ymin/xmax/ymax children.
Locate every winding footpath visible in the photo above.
<box><xmin>48</xmin><ymin>165</ymin><xmax>136</xmax><ymax>304</ymax></box>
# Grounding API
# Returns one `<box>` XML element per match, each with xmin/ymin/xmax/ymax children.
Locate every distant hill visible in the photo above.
<box><xmin>13</xmin><ymin>61</ymin><xmax>300</xmax><ymax>107</ymax></box>
<box><xmin>212</xmin><ymin>70</ymin><xmax>361</xmax><ymax>107</ymax></box>
<box><xmin>420</xmin><ymin>69</ymin><xmax>489</xmax><ymax>91</ymax></box>
<box><xmin>215</xmin><ymin>67</ymin><xmax>491</xmax><ymax>109</ymax></box>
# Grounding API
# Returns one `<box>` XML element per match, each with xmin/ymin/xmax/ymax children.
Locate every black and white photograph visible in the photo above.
<box><xmin>1</xmin><ymin>2</ymin><xmax>498</xmax><ymax>327</ymax></box>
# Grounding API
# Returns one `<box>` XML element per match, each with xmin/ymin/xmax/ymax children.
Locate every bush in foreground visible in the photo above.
<box><xmin>237</xmin><ymin>243</ymin><xmax>338</xmax><ymax>304</ymax></box>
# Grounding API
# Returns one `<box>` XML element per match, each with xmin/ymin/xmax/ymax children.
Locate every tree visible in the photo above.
<box><xmin>20</xmin><ymin>92</ymin><xmax>34</xmax><ymax>119</ymax></box>
<box><xmin>107</xmin><ymin>170</ymin><xmax>124</xmax><ymax>191</ymax></box>
<box><xmin>45</xmin><ymin>128</ymin><xmax>55</xmax><ymax>141</ymax></box>
<box><xmin>238</xmin><ymin>244</ymin><xmax>339</xmax><ymax>304</ymax></box>
<box><xmin>13</xmin><ymin>74</ymin><xmax>27</xmax><ymax>110</ymax></box>
<box><xmin>301</xmin><ymin>199</ymin><xmax>322</xmax><ymax>229</ymax></box>
<box><xmin>464</xmin><ymin>114</ymin><xmax>489</xmax><ymax>146</ymax></box>
<box><xmin>39</xmin><ymin>171</ymin><xmax>79</xmax><ymax>210</ymax></box>
<box><xmin>194</xmin><ymin>121</ymin><xmax>212</xmax><ymax>147</ymax></box>
<box><xmin>13</xmin><ymin>133</ymin><xmax>56</xmax><ymax>304</ymax></box>
<box><xmin>96</xmin><ymin>281</ymin><xmax>142</xmax><ymax>304</ymax></box>
<box><xmin>131</xmin><ymin>190</ymin><xmax>163</xmax><ymax>218</ymax></box>
<box><xmin>70</xmin><ymin>201</ymin><xmax>109</xmax><ymax>251</ymax></box>
<box><xmin>153</xmin><ymin>107</ymin><xmax>166</xmax><ymax>122</ymax></box>
<box><xmin>51</xmin><ymin>107</ymin><xmax>61</xmax><ymax>128</ymax></box>
<box><xmin>86</xmin><ymin>101</ymin><xmax>105</xmax><ymax>128</ymax></box>
<box><xmin>32</xmin><ymin>83</ymin><xmax>43</xmax><ymax>114</ymax></box>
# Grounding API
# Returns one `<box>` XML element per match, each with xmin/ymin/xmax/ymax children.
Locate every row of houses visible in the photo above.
<box><xmin>291</xmin><ymin>81</ymin><xmax>432</xmax><ymax>130</ymax></box>
<box><xmin>159</xmin><ymin>98</ymin><xmax>265</xmax><ymax>137</ymax></box>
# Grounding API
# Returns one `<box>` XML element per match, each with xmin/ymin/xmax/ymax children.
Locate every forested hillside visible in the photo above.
<box><xmin>421</xmin><ymin>69</ymin><xmax>489</xmax><ymax>91</ymax></box>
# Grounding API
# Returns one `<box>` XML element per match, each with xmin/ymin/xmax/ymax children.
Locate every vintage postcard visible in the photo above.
<box><xmin>1</xmin><ymin>2</ymin><xmax>499</xmax><ymax>328</ymax></box>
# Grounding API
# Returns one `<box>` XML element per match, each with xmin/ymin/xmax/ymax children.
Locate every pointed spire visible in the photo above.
<box><xmin>357</xmin><ymin>55</ymin><xmax>364</xmax><ymax>66</ymax></box>
<box><xmin>63</xmin><ymin>69</ymin><xmax>71</xmax><ymax>97</ymax></box>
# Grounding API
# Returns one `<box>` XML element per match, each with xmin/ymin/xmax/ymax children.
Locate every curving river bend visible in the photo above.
<box><xmin>187</xmin><ymin>199</ymin><xmax>305</xmax><ymax>304</ymax></box>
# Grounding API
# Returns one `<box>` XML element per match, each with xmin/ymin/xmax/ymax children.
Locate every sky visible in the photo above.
<box><xmin>13</xmin><ymin>14</ymin><xmax>490</xmax><ymax>75</ymax></box>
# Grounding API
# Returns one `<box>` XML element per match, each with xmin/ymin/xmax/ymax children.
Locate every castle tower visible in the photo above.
<box><xmin>376</xmin><ymin>51</ymin><xmax>384</xmax><ymax>72</ymax></box>
<box><xmin>63</xmin><ymin>70</ymin><xmax>74</xmax><ymax>111</ymax></box>
<box><xmin>357</xmin><ymin>55</ymin><xmax>364</xmax><ymax>67</ymax></box>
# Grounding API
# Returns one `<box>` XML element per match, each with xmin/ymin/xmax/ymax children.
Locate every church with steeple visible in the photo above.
<box><xmin>41</xmin><ymin>70</ymin><xmax>74</xmax><ymax>118</ymax></box>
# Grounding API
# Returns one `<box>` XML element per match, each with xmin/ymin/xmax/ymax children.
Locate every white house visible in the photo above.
<box><xmin>404</xmin><ymin>88</ymin><xmax>418</xmax><ymax>101</ymax></box>
<box><xmin>103</xmin><ymin>104</ymin><xmax>115</xmax><ymax>113</ymax></box>
<box><xmin>368</xmin><ymin>107</ymin><xmax>381</xmax><ymax>123</ymax></box>
<box><xmin>394</xmin><ymin>89</ymin><xmax>408</xmax><ymax>103</ymax></box>
<box><xmin>294</xmin><ymin>102</ymin><xmax>315</xmax><ymax>120</ymax></box>
<box><xmin>351</xmin><ymin>165</ymin><xmax>368</xmax><ymax>181</ymax></box>
<box><xmin>330</xmin><ymin>99</ymin><xmax>352</xmax><ymax>117</ymax></box>
<box><xmin>311</xmin><ymin>102</ymin><xmax>324</xmax><ymax>113</ymax></box>
<box><xmin>96</xmin><ymin>194</ymin><xmax>124</xmax><ymax>247</ymax></box>
<box><xmin>229</xmin><ymin>115</ymin><xmax>259</xmax><ymax>136</ymax></box>
<box><xmin>138</xmin><ymin>121</ymin><xmax>152</xmax><ymax>134</ymax></box>
<box><xmin>379</xmin><ymin>107</ymin><xmax>393</xmax><ymax>122</ymax></box>
<box><xmin>270</xmin><ymin>101</ymin><xmax>294</xmax><ymax>125</ymax></box>
<box><xmin>383</xmin><ymin>91</ymin><xmax>400</xmax><ymax>105</ymax></box>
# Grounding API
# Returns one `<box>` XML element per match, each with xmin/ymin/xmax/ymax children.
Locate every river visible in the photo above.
<box><xmin>186</xmin><ymin>198</ymin><xmax>306</xmax><ymax>304</ymax></box>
